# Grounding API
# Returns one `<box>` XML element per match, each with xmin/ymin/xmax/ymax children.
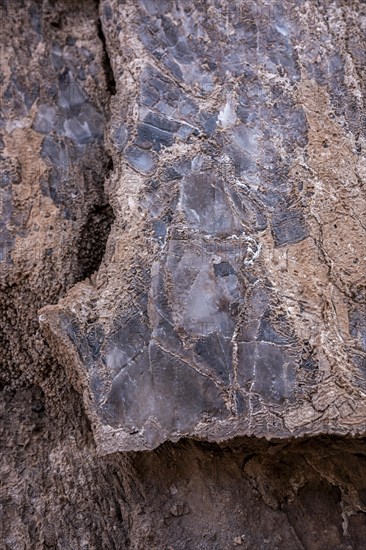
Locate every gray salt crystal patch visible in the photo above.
<box><xmin>169</xmin><ymin>254</ymin><xmax>239</xmax><ymax>338</ymax></box>
<box><xmin>136</xmin><ymin>123</ymin><xmax>174</xmax><ymax>151</ymax></box>
<box><xmin>103</xmin><ymin>3</ymin><xmax>113</xmax><ymax>20</ymax></box>
<box><xmin>78</xmin><ymin>104</ymin><xmax>104</xmax><ymax>141</ymax></box>
<box><xmin>125</xmin><ymin>146</ymin><xmax>156</xmax><ymax>174</ymax></box>
<box><xmin>163</xmin><ymin>165</ymin><xmax>183</xmax><ymax>181</ymax></box>
<box><xmin>153</xmin><ymin>220</ymin><xmax>167</xmax><ymax>245</ymax></box>
<box><xmin>179</xmin><ymin>98</ymin><xmax>198</xmax><ymax>117</ymax></box>
<box><xmin>51</xmin><ymin>45</ymin><xmax>63</xmax><ymax>70</ymax></box>
<box><xmin>63</xmin><ymin>117</ymin><xmax>92</xmax><ymax>144</ymax></box>
<box><xmin>86</xmin><ymin>324</ymin><xmax>105</xmax><ymax>361</ymax></box>
<box><xmin>194</xmin><ymin>333</ymin><xmax>233</xmax><ymax>384</ymax></box>
<box><xmin>161</xmin><ymin>18</ymin><xmax>179</xmax><ymax>48</ymax></box>
<box><xmin>171</xmin><ymin>38</ymin><xmax>195</xmax><ymax>64</ymax></box>
<box><xmin>0</xmin><ymin>232</ymin><xmax>13</xmax><ymax>263</ymax></box>
<box><xmin>272</xmin><ymin>208</ymin><xmax>309</xmax><ymax>246</ymax></box>
<box><xmin>199</xmin><ymin>112</ymin><xmax>217</xmax><ymax>136</ymax></box>
<box><xmin>144</xmin><ymin>112</ymin><xmax>180</xmax><ymax>133</ymax></box>
<box><xmin>214</xmin><ymin>262</ymin><xmax>235</xmax><ymax>278</ymax></box>
<box><xmin>103</xmin><ymin>314</ymin><xmax>150</xmax><ymax>379</ymax></box>
<box><xmin>33</xmin><ymin>104</ymin><xmax>58</xmax><ymax>134</ymax></box>
<box><xmin>231</xmin><ymin>126</ymin><xmax>258</xmax><ymax>158</ymax></box>
<box><xmin>62</xmin><ymin>104</ymin><xmax>104</xmax><ymax>145</ymax></box>
<box><xmin>349</xmin><ymin>307</ymin><xmax>366</xmax><ymax>352</ymax></box>
<box><xmin>181</xmin><ymin>173</ymin><xmax>239</xmax><ymax>235</ymax></box>
<box><xmin>24</xmin><ymin>82</ymin><xmax>40</xmax><ymax>109</ymax></box>
<box><xmin>237</xmin><ymin>342</ymin><xmax>296</xmax><ymax>401</ymax></box>
<box><xmin>57</xmin><ymin>73</ymin><xmax>86</xmax><ymax>110</ymax></box>
<box><xmin>148</xmin><ymin>343</ymin><xmax>227</xmax><ymax>430</ymax></box>
<box><xmin>40</xmin><ymin>135</ymin><xmax>70</xmax><ymax>175</ymax></box>
<box><xmin>155</xmin><ymin>100</ymin><xmax>178</xmax><ymax>118</ymax></box>
<box><xmin>101</xmin><ymin>349</ymin><xmax>152</xmax><ymax>429</ymax></box>
<box><xmin>0</xmin><ymin>188</ymin><xmax>12</xmax><ymax>225</ymax></box>
<box><xmin>112</xmin><ymin>124</ymin><xmax>128</xmax><ymax>152</ymax></box>
<box><xmin>163</xmin><ymin>58</ymin><xmax>183</xmax><ymax>80</ymax></box>
<box><xmin>257</xmin><ymin>312</ymin><xmax>295</xmax><ymax>345</ymax></box>
<box><xmin>177</xmin><ymin>124</ymin><xmax>193</xmax><ymax>140</ymax></box>
<box><xmin>102</xmin><ymin>341</ymin><xmax>227</xmax><ymax>435</ymax></box>
<box><xmin>140</xmin><ymin>0</ymin><xmax>172</xmax><ymax>16</ymax></box>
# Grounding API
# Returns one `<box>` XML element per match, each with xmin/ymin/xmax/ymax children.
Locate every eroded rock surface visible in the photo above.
<box><xmin>36</xmin><ymin>0</ymin><xmax>366</xmax><ymax>452</ymax></box>
<box><xmin>1</xmin><ymin>0</ymin><xmax>113</xmax><ymax>390</ymax></box>
<box><xmin>2</xmin><ymin>385</ymin><xmax>366</xmax><ymax>549</ymax></box>
<box><xmin>1</xmin><ymin>0</ymin><xmax>366</xmax><ymax>548</ymax></box>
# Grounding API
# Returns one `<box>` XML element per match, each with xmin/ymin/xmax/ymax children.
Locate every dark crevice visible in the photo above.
<box><xmin>75</xmin><ymin>4</ymin><xmax>116</xmax><ymax>281</ymax></box>
<box><xmin>76</xmin><ymin>202</ymin><xmax>115</xmax><ymax>280</ymax></box>
<box><xmin>75</xmin><ymin>156</ymin><xmax>115</xmax><ymax>281</ymax></box>
<box><xmin>96</xmin><ymin>10</ymin><xmax>116</xmax><ymax>96</ymax></box>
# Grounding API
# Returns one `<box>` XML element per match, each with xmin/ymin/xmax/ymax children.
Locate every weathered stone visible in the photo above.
<box><xmin>1</xmin><ymin>0</ymin><xmax>366</xmax><ymax>547</ymax></box>
<box><xmin>32</xmin><ymin>0</ymin><xmax>366</xmax><ymax>454</ymax></box>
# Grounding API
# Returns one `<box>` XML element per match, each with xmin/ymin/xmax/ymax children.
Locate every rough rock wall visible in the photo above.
<box><xmin>1</xmin><ymin>0</ymin><xmax>114</xmax><ymax>390</ymax></box>
<box><xmin>38</xmin><ymin>0</ymin><xmax>366</xmax><ymax>453</ymax></box>
<box><xmin>1</xmin><ymin>0</ymin><xmax>365</xmax><ymax>548</ymax></box>
<box><xmin>2</xmin><ymin>385</ymin><xmax>366</xmax><ymax>549</ymax></box>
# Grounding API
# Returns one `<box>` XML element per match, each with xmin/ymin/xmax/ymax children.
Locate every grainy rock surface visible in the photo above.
<box><xmin>1</xmin><ymin>0</ymin><xmax>366</xmax><ymax>548</ymax></box>
<box><xmin>38</xmin><ymin>0</ymin><xmax>366</xmax><ymax>452</ymax></box>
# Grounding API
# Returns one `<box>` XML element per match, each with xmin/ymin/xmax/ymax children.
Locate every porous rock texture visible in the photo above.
<box><xmin>1</xmin><ymin>0</ymin><xmax>366</xmax><ymax>548</ymax></box>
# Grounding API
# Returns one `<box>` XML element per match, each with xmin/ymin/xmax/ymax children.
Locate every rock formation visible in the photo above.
<box><xmin>1</xmin><ymin>0</ymin><xmax>365</xmax><ymax>548</ymax></box>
